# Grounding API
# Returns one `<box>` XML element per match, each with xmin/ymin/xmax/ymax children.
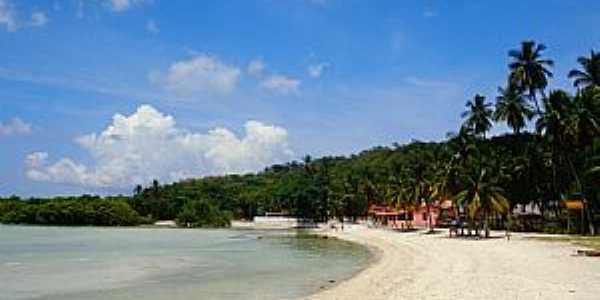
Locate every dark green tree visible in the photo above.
<box><xmin>494</xmin><ymin>86</ymin><xmax>534</xmax><ymax>134</ymax></box>
<box><xmin>509</xmin><ymin>40</ymin><xmax>554</xmax><ymax>113</ymax></box>
<box><xmin>568</xmin><ymin>50</ymin><xmax>600</xmax><ymax>89</ymax></box>
<box><xmin>462</xmin><ymin>94</ymin><xmax>494</xmax><ymax>138</ymax></box>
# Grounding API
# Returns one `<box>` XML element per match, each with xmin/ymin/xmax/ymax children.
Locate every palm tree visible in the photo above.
<box><xmin>454</xmin><ymin>169</ymin><xmax>510</xmax><ymax>238</ymax></box>
<box><xmin>494</xmin><ymin>86</ymin><xmax>534</xmax><ymax>134</ymax></box>
<box><xmin>536</xmin><ymin>90</ymin><xmax>575</xmax><ymax>197</ymax></box>
<box><xmin>133</xmin><ymin>184</ymin><xmax>143</xmax><ymax>197</ymax></box>
<box><xmin>568</xmin><ymin>50</ymin><xmax>600</xmax><ymax>89</ymax></box>
<box><xmin>509</xmin><ymin>40</ymin><xmax>554</xmax><ymax>113</ymax></box>
<box><xmin>461</xmin><ymin>94</ymin><xmax>493</xmax><ymax>138</ymax></box>
<box><xmin>386</xmin><ymin>172</ymin><xmax>415</xmax><ymax>228</ymax></box>
<box><xmin>447</xmin><ymin>128</ymin><xmax>478</xmax><ymax>167</ymax></box>
<box><xmin>571</xmin><ymin>87</ymin><xmax>600</xmax><ymax>149</ymax></box>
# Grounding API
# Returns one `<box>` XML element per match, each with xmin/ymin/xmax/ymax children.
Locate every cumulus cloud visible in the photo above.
<box><xmin>247</xmin><ymin>59</ymin><xmax>265</xmax><ymax>77</ymax></box>
<box><xmin>151</xmin><ymin>55</ymin><xmax>241</xmax><ymax>96</ymax></box>
<box><xmin>0</xmin><ymin>117</ymin><xmax>32</xmax><ymax>137</ymax></box>
<box><xmin>260</xmin><ymin>75</ymin><xmax>301</xmax><ymax>95</ymax></box>
<box><xmin>307</xmin><ymin>62</ymin><xmax>329</xmax><ymax>79</ymax></box>
<box><xmin>0</xmin><ymin>1</ymin><xmax>48</xmax><ymax>31</ymax></box>
<box><xmin>0</xmin><ymin>0</ymin><xmax>17</xmax><ymax>31</ymax></box>
<box><xmin>25</xmin><ymin>105</ymin><xmax>294</xmax><ymax>188</ymax></box>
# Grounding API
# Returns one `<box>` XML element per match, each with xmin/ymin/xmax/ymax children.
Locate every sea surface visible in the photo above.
<box><xmin>0</xmin><ymin>225</ymin><xmax>370</xmax><ymax>300</ymax></box>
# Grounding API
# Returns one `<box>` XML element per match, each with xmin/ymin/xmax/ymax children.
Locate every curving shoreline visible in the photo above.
<box><xmin>304</xmin><ymin>225</ymin><xmax>413</xmax><ymax>300</ymax></box>
<box><xmin>305</xmin><ymin>225</ymin><xmax>600</xmax><ymax>300</ymax></box>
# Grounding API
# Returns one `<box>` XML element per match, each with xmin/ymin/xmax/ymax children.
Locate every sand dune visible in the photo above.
<box><xmin>306</xmin><ymin>225</ymin><xmax>600</xmax><ymax>300</ymax></box>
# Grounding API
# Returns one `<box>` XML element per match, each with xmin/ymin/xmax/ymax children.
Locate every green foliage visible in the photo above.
<box><xmin>568</xmin><ymin>50</ymin><xmax>600</xmax><ymax>89</ymax></box>
<box><xmin>176</xmin><ymin>199</ymin><xmax>232</xmax><ymax>228</ymax></box>
<box><xmin>0</xmin><ymin>196</ymin><xmax>146</xmax><ymax>226</ymax></box>
<box><xmin>494</xmin><ymin>86</ymin><xmax>534</xmax><ymax>134</ymax></box>
<box><xmin>462</xmin><ymin>94</ymin><xmax>494</xmax><ymax>137</ymax></box>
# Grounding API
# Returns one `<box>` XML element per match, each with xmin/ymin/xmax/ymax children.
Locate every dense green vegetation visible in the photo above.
<box><xmin>0</xmin><ymin>195</ymin><xmax>146</xmax><ymax>226</ymax></box>
<box><xmin>1</xmin><ymin>41</ymin><xmax>599</xmax><ymax>233</ymax></box>
<box><xmin>176</xmin><ymin>199</ymin><xmax>232</xmax><ymax>228</ymax></box>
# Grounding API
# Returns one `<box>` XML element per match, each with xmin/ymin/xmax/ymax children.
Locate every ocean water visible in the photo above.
<box><xmin>0</xmin><ymin>225</ymin><xmax>370</xmax><ymax>300</ymax></box>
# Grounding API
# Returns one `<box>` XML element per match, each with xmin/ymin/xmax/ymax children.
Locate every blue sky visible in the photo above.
<box><xmin>1</xmin><ymin>0</ymin><xmax>599</xmax><ymax>197</ymax></box>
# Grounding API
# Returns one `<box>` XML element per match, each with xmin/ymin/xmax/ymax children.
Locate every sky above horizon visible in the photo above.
<box><xmin>1</xmin><ymin>0</ymin><xmax>599</xmax><ymax>197</ymax></box>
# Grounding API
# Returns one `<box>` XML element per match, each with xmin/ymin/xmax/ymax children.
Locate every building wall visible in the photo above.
<box><xmin>411</xmin><ymin>206</ymin><xmax>441</xmax><ymax>227</ymax></box>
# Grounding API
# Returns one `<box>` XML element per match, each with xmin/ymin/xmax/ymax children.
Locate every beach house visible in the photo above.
<box><xmin>368</xmin><ymin>199</ymin><xmax>455</xmax><ymax>229</ymax></box>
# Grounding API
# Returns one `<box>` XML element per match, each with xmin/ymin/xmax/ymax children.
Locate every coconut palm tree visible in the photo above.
<box><xmin>454</xmin><ymin>169</ymin><xmax>510</xmax><ymax>238</ymax></box>
<box><xmin>568</xmin><ymin>50</ymin><xmax>600</xmax><ymax>89</ymax></box>
<box><xmin>536</xmin><ymin>90</ymin><xmax>573</xmax><ymax>142</ymax></box>
<box><xmin>461</xmin><ymin>94</ymin><xmax>494</xmax><ymax>138</ymax></box>
<box><xmin>509</xmin><ymin>40</ymin><xmax>554</xmax><ymax>113</ymax></box>
<box><xmin>536</xmin><ymin>90</ymin><xmax>575</xmax><ymax>195</ymax></box>
<box><xmin>494</xmin><ymin>86</ymin><xmax>535</xmax><ymax>134</ymax></box>
<box><xmin>447</xmin><ymin>128</ymin><xmax>478</xmax><ymax>167</ymax></box>
<box><xmin>571</xmin><ymin>87</ymin><xmax>600</xmax><ymax>148</ymax></box>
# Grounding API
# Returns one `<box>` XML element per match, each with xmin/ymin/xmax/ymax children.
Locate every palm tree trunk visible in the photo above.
<box><xmin>585</xmin><ymin>200</ymin><xmax>596</xmax><ymax>235</ymax></box>
<box><xmin>485</xmin><ymin>211</ymin><xmax>490</xmax><ymax>238</ymax></box>
<box><xmin>427</xmin><ymin>204</ymin><xmax>433</xmax><ymax>232</ymax></box>
<box><xmin>565</xmin><ymin>156</ymin><xmax>594</xmax><ymax>235</ymax></box>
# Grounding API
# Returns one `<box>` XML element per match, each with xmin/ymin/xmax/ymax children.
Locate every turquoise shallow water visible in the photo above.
<box><xmin>0</xmin><ymin>225</ymin><xmax>370</xmax><ymax>300</ymax></box>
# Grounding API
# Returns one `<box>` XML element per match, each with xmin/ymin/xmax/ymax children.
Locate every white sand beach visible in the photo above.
<box><xmin>307</xmin><ymin>225</ymin><xmax>600</xmax><ymax>300</ymax></box>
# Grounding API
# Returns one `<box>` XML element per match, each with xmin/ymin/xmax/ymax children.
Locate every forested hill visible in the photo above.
<box><xmin>126</xmin><ymin>132</ymin><xmax>559</xmax><ymax>223</ymax></box>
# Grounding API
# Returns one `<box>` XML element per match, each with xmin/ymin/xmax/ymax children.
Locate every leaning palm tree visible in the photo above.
<box><xmin>494</xmin><ymin>85</ymin><xmax>535</xmax><ymax>134</ymax></box>
<box><xmin>568</xmin><ymin>50</ymin><xmax>600</xmax><ymax>89</ymax></box>
<box><xmin>461</xmin><ymin>94</ymin><xmax>494</xmax><ymax>138</ymax></box>
<box><xmin>454</xmin><ymin>169</ymin><xmax>510</xmax><ymax>238</ymax></box>
<box><xmin>509</xmin><ymin>40</ymin><xmax>554</xmax><ymax>113</ymax></box>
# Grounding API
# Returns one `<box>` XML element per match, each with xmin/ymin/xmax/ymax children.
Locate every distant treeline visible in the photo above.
<box><xmin>0</xmin><ymin>195</ymin><xmax>146</xmax><ymax>226</ymax></box>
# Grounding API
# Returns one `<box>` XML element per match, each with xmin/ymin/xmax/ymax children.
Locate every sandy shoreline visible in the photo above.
<box><xmin>304</xmin><ymin>225</ymin><xmax>600</xmax><ymax>300</ymax></box>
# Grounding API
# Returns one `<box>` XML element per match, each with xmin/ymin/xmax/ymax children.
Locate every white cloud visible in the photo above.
<box><xmin>109</xmin><ymin>0</ymin><xmax>130</xmax><ymax>12</ymax></box>
<box><xmin>107</xmin><ymin>0</ymin><xmax>146</xmax><ymax>12</ymax></box>
<box><xmin>151</xmin><ymin>55</ymin><xmax>241</xmax><ymax>96</ymax></box>
<box><xmin>261</xmin><ymin>75</ymin><xmax>301</xmax><ymax>95</ymax></box>
<box><xmin>307</xmin><ymin>62</ymin><xmax>329</xmax><ymax>79</ymax></box>
<box><xmin>0</xmin><ymin>117</ymin><xmax>32</xmax><ymax>137</ymax></box>
<box><xmin>25</xmin><ymin>105</ymin><xmax>294</xmax><ymax>188</ymax></box>
<box><xmin>0</xmin><ymin>1</ymin><xmax>48</xmax><ymax>31</ymax></box>
<box><xmin>0</xmin><ymin>0</ymin><xmax>18</xmax><ymax>31</ymax></box>
<box><xmin>26</xmin><ymin>152</ymin><xmax>48</xmax><ymax>168</ymax></box>
<box><xmin>247</xmin><ymin>59</ymin><xmax>265</xmax><ymax>77</ymax></box>
<box><xmin>30</xmin><ymin>12</ymin><xmax>48</xmax><ymax>27</ymax></box>
<box><xmin>146</xmin><ymin>19</ymin><xmax>158</xmax><ymax>34</ymax></box>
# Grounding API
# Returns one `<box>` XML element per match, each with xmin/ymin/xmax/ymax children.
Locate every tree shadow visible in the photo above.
<box><xmin>392</xmin><ymin>227</ymin><xmax>419</xmax><ymax>233</ymax></box>
<box><xmin>447</xmin><ymin>234</ymin><xmax>505</xmax><ymax>240</ymax></box>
